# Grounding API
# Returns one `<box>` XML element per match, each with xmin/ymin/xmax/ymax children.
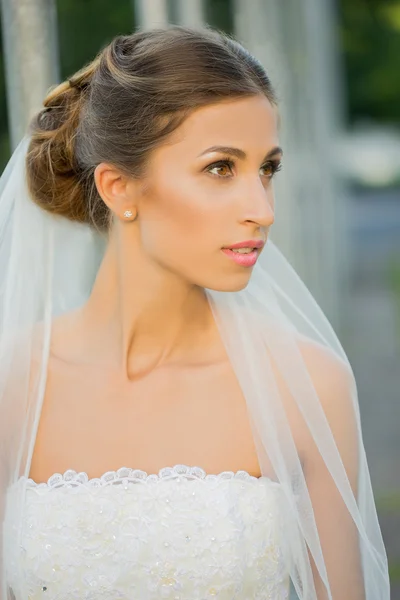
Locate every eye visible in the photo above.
<box><xmin>205</xmin><ymin>157</ymin><xmax>283</xmax><ymax>179</ymax></box>
<box><xmin>261</xmin><ymin>161</ymin><xmax>282</xmax><ymax>178</ymax></box>
<box><xmin>205</xmin><ymin>159</ymin><xmax>235</xmax><ymax>178</ymax></box>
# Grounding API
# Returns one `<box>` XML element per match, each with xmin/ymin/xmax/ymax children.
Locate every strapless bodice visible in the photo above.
<box><xmin>3</xmin><ymin>464</ymin><xmax>291</xmax><ymax>599</ymax></box>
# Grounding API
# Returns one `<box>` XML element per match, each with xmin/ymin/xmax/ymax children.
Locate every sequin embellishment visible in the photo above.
<box><xmin>4</xmin><ymin>465</ymin><xmax>290</xmax><ymax>599</ymax></box>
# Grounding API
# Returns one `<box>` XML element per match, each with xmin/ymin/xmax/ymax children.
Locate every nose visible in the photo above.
<box><xmin>241</xmin><ymin>180</ymin><xmax>275</xmax><ymax>228</ymax></box>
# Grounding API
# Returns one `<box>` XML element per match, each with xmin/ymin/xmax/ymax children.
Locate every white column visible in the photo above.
<box><xmin>233</xmin><ymin>0</ymin><xmax>301</xmax><ymax>273</ymax></box>
<box><xmin>133</xmin><ymin>0</ymin><xmax>169</xmax><ymax>29</ymax></box>
<box><xmin>234</xmin><ymin>0</ymin><xmax>346</xmax><ymax>327</ymax></box>
<box><xmin>0</xmin><ymin>0</ymin><xmax>60</xmax><ymax>149</ymax></box>
<box><xmin>175</xmin><ymin>0</ymin><xmax>205</xmax><ymax>26</ymax></box>
<box><xmin>299</xmin><ymin>0</ymin><xmax>347</xmax><ymax>326</ymax></box>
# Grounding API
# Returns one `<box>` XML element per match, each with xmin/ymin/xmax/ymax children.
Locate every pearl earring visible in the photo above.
<box><xmin>123</xmin><ymin>210</ymin><xmax>133</xmax><ymax>219</ymax></box>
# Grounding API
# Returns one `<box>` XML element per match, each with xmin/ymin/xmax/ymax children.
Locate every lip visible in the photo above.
<box><xmin>222</xmin><ymin>239</ymin><xmax>265</xmax><ymax>250</ymax></box>
<box><xmin>221</xmin><ymin>247</ymin><xmax>260</xmax><ymax>267</ymax></box>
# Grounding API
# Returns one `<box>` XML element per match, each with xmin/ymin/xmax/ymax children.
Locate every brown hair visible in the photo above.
<box><xmin>26</xmin><ymin>25</ymin><xmax>278</xmax><ymax>233</ymax></box>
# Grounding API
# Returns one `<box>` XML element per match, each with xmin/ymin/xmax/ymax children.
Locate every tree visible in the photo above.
<box><xmin>338</xmin><ymin>0</ymin><xmax>400</xmax><ymax>125</ymax></box>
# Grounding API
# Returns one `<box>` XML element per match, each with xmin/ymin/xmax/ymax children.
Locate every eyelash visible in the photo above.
<box><xmin>205</xmin><ymin>157</ymin><xmax>282</xmax><ymax>179</ymax></box>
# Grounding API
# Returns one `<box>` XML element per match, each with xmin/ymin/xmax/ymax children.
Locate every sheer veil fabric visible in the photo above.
<box><xmin>0</xmin><ymin>136</ymin><xmax>390</xmax><ymax>599</ymax></box>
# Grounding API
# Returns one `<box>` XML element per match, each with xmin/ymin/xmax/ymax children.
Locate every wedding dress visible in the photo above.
<box><xmin>4</xmin><ymin>465</ymin><xmax>290</xmax><ymax>600</ymax></box>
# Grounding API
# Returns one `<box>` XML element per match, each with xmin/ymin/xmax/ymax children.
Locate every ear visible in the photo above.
<box><xmin>94</xmin><ymin>162</ymin><xmax>138</xmax><ymax>221</ymax></box>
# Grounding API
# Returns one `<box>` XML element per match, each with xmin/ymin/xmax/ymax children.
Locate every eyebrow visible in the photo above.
<box><xmin>197</xmin><ymin>145</ymin><xmax>283</xmax><ymax>160</ymax></box>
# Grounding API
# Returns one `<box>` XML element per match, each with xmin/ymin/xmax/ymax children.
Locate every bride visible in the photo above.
<box><xmin>0</xmin><ymin>25</ymin><xmax>390</xmax><ymax>600</ymax></box>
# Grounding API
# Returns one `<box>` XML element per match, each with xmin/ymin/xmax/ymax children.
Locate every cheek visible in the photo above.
<box><xmin>140</xmin><ymin>176</ymin><xmax>226</xmax><ymax>258</ymax></box>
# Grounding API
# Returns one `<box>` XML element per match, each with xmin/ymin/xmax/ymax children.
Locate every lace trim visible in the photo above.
<box><xmin>22</xmin><ymin>464</ymin><xmax>273</xmax><ymax>490</ymax></box>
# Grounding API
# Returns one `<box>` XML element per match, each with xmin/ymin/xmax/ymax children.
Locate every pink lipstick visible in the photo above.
<box><xmin>221</xmin><ymin>239</ymin><xmax>264</xmax><ymax>267</ymax></box>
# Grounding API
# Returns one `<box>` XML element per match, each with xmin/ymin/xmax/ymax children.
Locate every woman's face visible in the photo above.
<box><xmin>135</xmin><ymin>94</ymin><xmax>282</xmax><ymax>292</ymax></box>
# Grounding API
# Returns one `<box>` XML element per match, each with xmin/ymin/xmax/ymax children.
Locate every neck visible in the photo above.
<box><xmin>68</xmin><ymin>227</ymin><xmax>214</xmax><ymax>379</ymax></box>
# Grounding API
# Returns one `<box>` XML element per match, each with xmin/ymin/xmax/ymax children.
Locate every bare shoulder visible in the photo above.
<box><xmin>228</xmin><ymin>302</ymin><xmax>356</xmax><ymax>409</ymax></box>
<box><xmin>294</xmin><ymin>334</ymin><xmax>360</xmax><ymax>489</ymax></box>
<box><xmin>295</xmin><ymin>333</ymin><xmax>357</xmax><ymax>418</ymax></box>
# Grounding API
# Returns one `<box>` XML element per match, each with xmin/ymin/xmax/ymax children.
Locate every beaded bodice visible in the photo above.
<box><xmin>3</xmin><ymin>464</ymin><xmax>290</xmax><ymax>600</ymax></box>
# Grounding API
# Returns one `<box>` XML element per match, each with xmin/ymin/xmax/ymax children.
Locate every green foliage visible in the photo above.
<box><xmin>56</xmin><ymin>0</ymin><xmax>134</xmax><ymax>79</ymax></box>
<box><xmin>205</xmin><ymin>0</ymin><xmax>233</xmax><ymax>34</ymax></box>
<box><xmin>0</xmin><ymin>42</ymin><xmax>10</xmax><ymax>163</ymax></box>
<box><xmin>377</xmin><ymin>489</ymin><xmax>400</xmax><ymax>512</ymax></box>
<box><xmin>55</xmin><ymin>0</ymin><xmax>234</xmax><ymax>82</ymax></box>
<box><xmin>338</xmin><ymin>0</ymin><xmax>400</xmax><ymax>125</ymax></box>
<box><xmin>389</xmin><ymin>561</ymin><xmax>400</xmax><ymax>583</ymax></box>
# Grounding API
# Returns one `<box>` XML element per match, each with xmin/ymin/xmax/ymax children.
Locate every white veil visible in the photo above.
<box><xmin>0</xmin><ymin>135</ymin><xmax>390</xmax><ymax>599</ymax></box>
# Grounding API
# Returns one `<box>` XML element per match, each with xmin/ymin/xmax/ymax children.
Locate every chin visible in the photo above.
<box><xmin>203</xmin><ymin>273</ymin><xmax>253</xmax><ymax>293</ymax></box>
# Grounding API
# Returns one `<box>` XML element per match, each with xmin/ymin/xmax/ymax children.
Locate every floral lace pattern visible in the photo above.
<box><xmin>4</xmin><ymin>465</ymin><xmax>291</xmax><ymax>600</ymax></box>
